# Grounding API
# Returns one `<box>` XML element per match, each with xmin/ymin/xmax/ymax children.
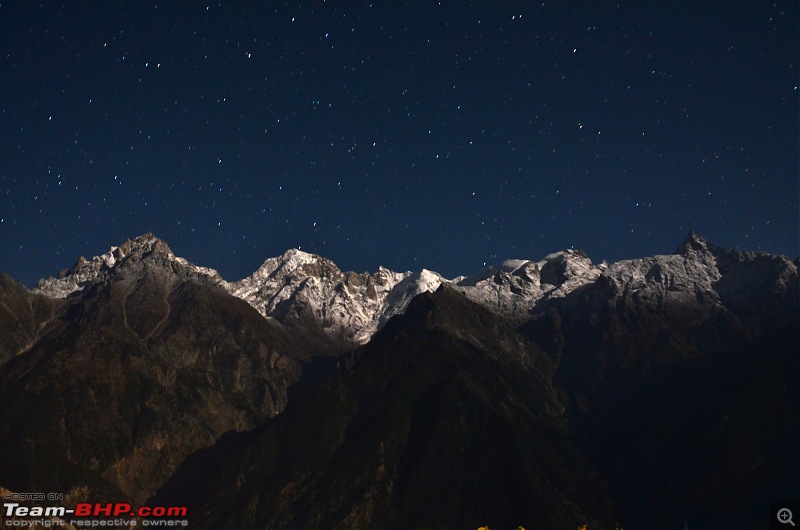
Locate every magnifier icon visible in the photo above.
<box><xmin>778</xmin><ymin>508</ymin><xmax>796</xmax><ymax>526</ymax></box>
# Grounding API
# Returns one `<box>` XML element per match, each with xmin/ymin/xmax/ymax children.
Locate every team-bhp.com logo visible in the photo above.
<box><xmin>4</xmin><ymin>501</ymin><xmax>188</xmax><ymax>527</ymax></box>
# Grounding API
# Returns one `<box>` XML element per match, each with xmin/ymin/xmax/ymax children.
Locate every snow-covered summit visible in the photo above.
<box><xmin>454</xmin><ymin>249</ymin><xmax>605</xmax><ymax>320</ymax></box>
<box><xmin>228</xmin><ymin>250</ymin><xmax>450</xmax><ymax>343</ymax></box>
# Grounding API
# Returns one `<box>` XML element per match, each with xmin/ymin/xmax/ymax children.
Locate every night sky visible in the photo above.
<box><xmin>1</xmin><ymin>2</ymin><xmax>797</xmax><ymax>287</ymax></box>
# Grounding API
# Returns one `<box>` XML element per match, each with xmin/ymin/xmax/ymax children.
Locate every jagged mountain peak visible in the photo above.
<box><xmin>119</xmin><ymin>231</ymin><xmax>171</xmax><ymax>254</ymax></box>
<box><xmin>675</xmin><ymin>229</ymin><xmax>713</xmax><ymax>255</ymax></box>
<box><xmin>79</xmin><ymin>231</ymin><xmax>173</xmax><ymax>264</ymax></box>
<box><xmin>33</xmin><ymin>232</ymin><xmax>222</xmax><ymax>298</ymax></box>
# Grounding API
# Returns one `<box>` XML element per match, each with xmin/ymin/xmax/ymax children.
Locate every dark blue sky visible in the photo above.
<box><xmin>1</xmin><ymin>1</ymin><xmax>797</xmax><ymax>287</ymax></box>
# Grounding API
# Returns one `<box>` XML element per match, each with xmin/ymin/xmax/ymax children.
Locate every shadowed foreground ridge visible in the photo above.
<box><xmin>0</xmin><ymin>231</ymin><xmax>797</xmax><ymax>529</ymax></box>
<box><xmin>152</xmin><ymin>286</ymin><xmax>616</xmax><ymax>529</ymax></box>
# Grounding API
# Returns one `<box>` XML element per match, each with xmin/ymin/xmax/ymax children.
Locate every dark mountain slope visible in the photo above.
<box><xmin>519</xmin><ymin>232</ymin><xmax>799</xmax><ymax>529</ymax></box>
<box><xmin>153</xmin><ymin>286</ymin><xmax>617</xmax><ymax>529</ymax></box>
<box><xmin>0</xmin><ymin>272</ymin><xmax>63</xmax><ymax>366</ymax></box>
<box><xmin>0</xmin><ymin>236</ymin><xmax>302</xmax><ymax>505</ymax></box>
<box><xmin>581</xmin><ymin>322</ymin><xmax>799</xmax><ymax>529</ymax></box>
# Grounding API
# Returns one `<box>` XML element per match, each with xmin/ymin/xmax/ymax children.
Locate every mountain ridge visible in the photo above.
<box><xmin>29</xmin><ymin>230</ymin><xmax>798</xmax><ymax>345</ymax></box>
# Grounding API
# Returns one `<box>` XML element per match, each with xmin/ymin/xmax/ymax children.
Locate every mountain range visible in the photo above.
<box><xmin>1</xmin><ymin>231</ymin><xmax>797</xmax><ymax>529</ymax></box>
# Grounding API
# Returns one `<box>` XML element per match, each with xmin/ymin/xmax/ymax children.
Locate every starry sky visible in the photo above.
<box><xmin>1</xmin><ymin>1</ymin><xmax>797</xmax><ymax>287</ymax></box>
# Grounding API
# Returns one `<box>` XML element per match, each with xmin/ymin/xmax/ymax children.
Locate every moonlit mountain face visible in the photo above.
<box><xmin>1</xmin><ymin>232</ymin><xmax>798</xmax><ymax>529</ymax></box>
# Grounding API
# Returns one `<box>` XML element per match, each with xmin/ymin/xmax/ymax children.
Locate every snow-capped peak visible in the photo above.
<box><xmin>259</xmin><ymin>248</ymin><xmax>320</xmax><ymax>273</ymax></box>
<box><xmin>453</xmin><ymin>248</ymin><xmax>602</xmax><ymax>320</ymax></box>
<box><xmin>230</xmin><ymin>253</ymin><xmax>452</xmax><ymax>343</ymax></box>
